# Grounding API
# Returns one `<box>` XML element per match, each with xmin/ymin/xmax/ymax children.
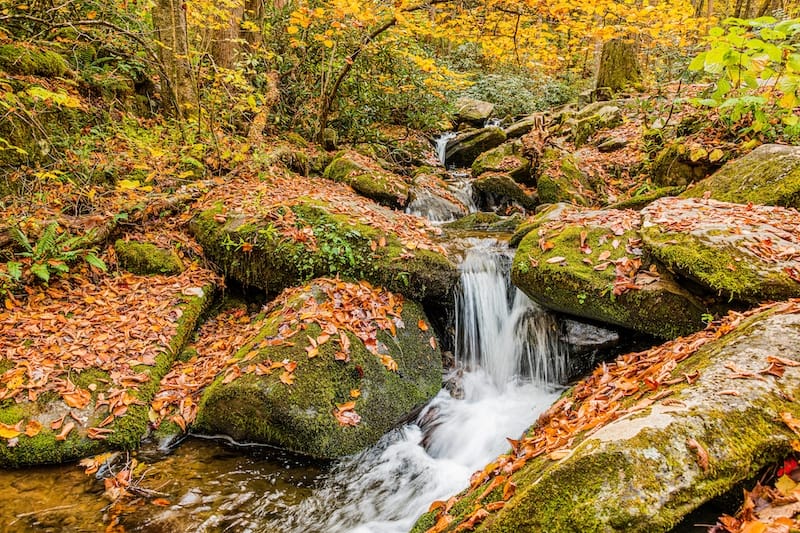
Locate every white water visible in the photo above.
<box><xmin>279</xmin><ymin>240</ymin><xmax>563</xmax><ymax>533</ymax></box>
<box><xmin>435</xmin><ymin>131</ymin><xmax>457</xmax><ymax>166</ymax></box>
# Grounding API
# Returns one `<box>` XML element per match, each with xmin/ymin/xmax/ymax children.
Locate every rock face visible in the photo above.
<box><xmin>445</xmin><ymin>127</ymin><xmax>507</xmax><ymax>168</ymax></box>
<box><xmin>0</xmin><ymin>267</ymin><xmax>216</xmax><ymax>467</ymax></box>
<box><xmin>473</xmin><ymin>173</ymin><xmax>538</xmax><ymax>213</ymax></box>
<box><xmin>322</xmin><ymin>151</ymin><xmax>410</xmax><ymax>209</ymax></box>
<box><xmin>535</xmin><ymin>148</ymin><xmax>595</xmax><ymax>206</ymax></box>
<box><xmin>559</xmin><ymin>318</ymin><xmax>621</xmax><ymax>378</ymax></box>
<box><xmin>455</xmin><ymin>97</ymin><xmax>495</xmax><ymax>127</ymax></box>
<box><xmin>195</xmin><ymin>279</ymin><xmax>442</xmax><ymax>459</ymax></box>
<box><xmin>189</xmin><ymin>174</ymin><xmax>458</xmax><ymax>304</ymax></box>
<box><xmin>476</xmin><ymin>303</ymin><xmax>800</xmax><ymax>532</ymax></box>
<box><xmin>511</xmin><ymin>205</ymin><xmax>706</xmax><ymax>338</ymax></box>
<box><xmin>471</xmin><ymin>140</ymin><xmax>532</xmax><ymax>184</ymax></box>
<box><xmin>652</xmin><ymin>142</ymin><xmax>718</xmax><ymax>187</ymax></box>
<box><xmin>641</xmin><ymin>197</ymin><xmax>800</xmax><ymax>304</ymax></box>
<box><xmin>681</xmin><ymin>144</ymin><xmax>800</xmax><ymax>208</ymax></box>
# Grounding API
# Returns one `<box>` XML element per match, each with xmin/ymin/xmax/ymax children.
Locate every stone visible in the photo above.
<box><xmin>455</xmin><ymin>97</ymin><xmax>495</xmax><ymax>127</ymax></box>
<box><xmin>569</xmin><ymin>104</ymin><xmax>622</xmax><ymax>147</ymax></box>
<box><xmin>322</xmin><ymin>151</ymin><xmax>410</xmax><ymax>209</ymax></box>
<box><xmin>652</xmin><ymin>142</ymin><xmax>718</xmax><ymax>187</ymax></box>
<box><xmin>195</xmin><ymin>279</ymin><xmax>443</xmax><ymax>459</ymax></box>
<box><xmin>597</xmin><ymin>136</ymin><xmax>628</xmax><ymax>152</ymax></box>
<box><xmin>559</xmin><ymin>318</ymin><xmax>621</xmax><ymax>381</ymax></box>
<box><xmin>406</xmin><ymin>167</ymin><xmax>469</xmax><ymax>223</ymax></box>
<box><xmin>471</xmin><ymin>140</ymin><xmax>532</xmax><ymax>184</ymax></box>
<box><xmin>680</xmin><ymin>144</ymin><xmax>800</xmax><ymax>209</ymax></box>
<box><xmin>444</xmin><ymin>127</ymin><xmax>507</xmax><ymax>168</ymax></box>
<box><xmin>504</xmin><ymin>115</ymin><xmax>546</xmax><ymax>139</ymax></box>
<box><xmin>445</xmin><ymin>212</ymin><xmax>524</xmax><ymax>233</ymax></box>
<box><xmin>640</xmin><ymin>197</ymin><xmax>800</xmax><ymax>304</ymax></box>
<box><xmin>535</xmin><ymin>148</ymin><xmax>595</xmax><ymax>206</ymax></box>
<box><xmin>114</xmin><ymin>239</ymin><xmax>184</xmax><ymax>275</ymax></box>
<box><xmin>472</xmin><ymin>173</ymin><xmax>538</xmax><ymax>213</ymax></box>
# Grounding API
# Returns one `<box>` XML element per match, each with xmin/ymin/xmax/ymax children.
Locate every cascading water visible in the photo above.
<box><xmin>277</xmin><ymin>239</ymin><xmax>564</xmax><ymax>533</ymax></box>
<box><xmin>435</xmin><ymin>131</ymin><xmax>457</xmax><ymax>167</ymax></box>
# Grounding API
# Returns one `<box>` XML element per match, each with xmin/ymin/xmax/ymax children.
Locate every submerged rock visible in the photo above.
<box><xmin>445</xmin><ymin>127</ymin><xmax>507</xmax><ymax>168</ymax></box>
<box><xmin>322</xmin><ymin>151</ymin><xmax>410</xmax><ymax>209</ymax></box>
<box><xmin>412</xmin><ymin>301</ymin><xmax>800</xmax><ymax>533</ymax></box>
<box><xmin>681</xmin><ymin>144</ymin><xmax>800</xmax><ymax>208</ymax></box>
<box><xmin>194</xmin><ymin>279</ymin><xmax>442</xmax><ymax>459</ymax></box>
<box><xmin>641</xmin><ymin>197</ymin><xmax>800</xmax><ymax>304</ymax></box>
<box><xmin>189</xmin><ymin>173</ymin><xmax>458</xmax><ymax>304</ymax></box>
<box><xmin>511</xmin><ymin>205</ymin><xmax>706</xmax><ymax>338</ymax></box>
<box><xmin>0</xmin><ymin>266</ymin><xmax>216</xmax><ymax>467</ymax></box>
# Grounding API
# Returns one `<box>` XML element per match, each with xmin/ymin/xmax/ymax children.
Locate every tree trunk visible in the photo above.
<box><xmin>153</xmin><ymin>0</ymin><xmax>193</xmax><ymax>117</ymax></box>
<box><xmin>210</xmin><ymin>2</ymin><xmax>246</xmax><ymax>69</ymax></box>
<box><xmin>595</xmin><ymin>38</ymin><xmax>642</xmax><ymax>95</ymax></box>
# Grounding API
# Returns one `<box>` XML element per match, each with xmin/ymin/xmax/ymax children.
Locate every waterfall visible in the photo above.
<box><xmin>275</xmin><ymin>239</ymin><xmax>563</xmax><ymax>533</ymax></box>
<box><xmin>455</xmin><ymin>240</ymin><xmax>566</xmax><ymax>386</ymax></box>
<box><xmin>435</xmin><ymin>131</ymin><xmax>457</xmax><ymax>166</ymax></box>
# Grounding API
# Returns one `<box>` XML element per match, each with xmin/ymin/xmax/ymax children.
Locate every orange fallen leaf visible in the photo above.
<box><xmin>0</xmin><ymin>421</ymin><xmax>23</xmax><ymax>439</ymax></box>
<box><xmin>418</xmin><ymin>320</ymin><xmax>429</xmax><ymax>332</ymax></box>
<box><xmin>24</xmin><ymin>420</ymin><xmax>43</xmax><ymax>437</ymax></box>
<box><xmin>152</xmin><ymin>498</ymin><xmax>171</xmax><ymax>506</ymax></box>
<box><xmin>687</xmin><ymin>437</ymin><xmax>709</xmax><ymax>473</ymax></box>
<box><xmin>55</xmin><ymin>421</ymin><xmax>75</xmax><ymax>441</ymax></box>
<box><xmin>350</xmin><ymin>389</ymin><xmax>361</xmax><ymax>398</ymax></box>
<box><xmin>280</xmin><ymin>371</ymin><xmax>295</xmax><ymax>385</ymax></box>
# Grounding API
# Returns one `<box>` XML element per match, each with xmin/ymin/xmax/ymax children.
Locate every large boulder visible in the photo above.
<box><xmin>568</xmin><ymin>103</ymin><xmax>622</xmax><ymax>147</ymax></box>
<box><xmin>504</xmin><ymin>114</ymin><xmax>545</xmax><ymax>139</ymax></box>
<box><xmin>511</xmin><ymin>205</ymin><xmax>706</xmax><ymax>338</ymax></box>
<box><xmin>535</xmin><ymin>148</ymin><xmax>596</xmax><ymax>206</ymax></box>
<box><xmin>641</xmin><ymin>197</ymin><xmax>800</xmax><ymax>304</ymax></box>
<box><xmin>195</xmin><ymin>279</ymin><xmax>442</xmax><ymax>458</ymax></box>
<box><xmin>455</xmin><ymin>97</ymin><xmax>495</xmax><ymax>127</ymax></box>
<box><xmin>681</xmin><ymin>144</ymin><xmax>800</xmax><ymax>208</ymax></box>
<box><xmin>189</xmin><ymin>173</ymin><xmax>458</xmax><ymax>304</ymax></box>
<box><xmin>445</xmin><ymin>127</ymin><xmax>507</xmax><ymax>168</ymax></box>
<box><xmin>322</xmin><ymin>151</ymin><xmax>410</xmax><ymax>209</ymax></box>
<box><xmin>0</xmin><ymin>266</ymin><xmax>216</xmax><ymax>466</ymax></box>
<box><xmin>473</xmin><ymin>173</ymin><xmax>538</xmax><ymax>213</ymax></box>
<box><xmin>471</xmin><ymin>140</ymin><xmax>532</xmax><ymax>184</ymax></box>
<box><xmin>413</xmin><ymin>301</ymin><xmax>800</xmax><ymax>533</ymax></box>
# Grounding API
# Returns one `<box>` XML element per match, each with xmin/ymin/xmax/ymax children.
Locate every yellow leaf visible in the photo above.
<box><xmin>0</xmin><ymin>421</ymin><xmax>22</xmax><ymax>439</ymax></box>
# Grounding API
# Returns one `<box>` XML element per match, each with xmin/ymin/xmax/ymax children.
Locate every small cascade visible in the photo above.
<box><xmin>455</xmin><ymin>240</ymin><xmax>566</xmax><ymax>386</ymax></box>
<box><xmin>447</xmin><ymin>171</ymin><xmax>478</xmax><ymax>214</ymax></box>
<box><xmin>434</xmin><ymin>131</ymin><xmax>457</xmax><ymax>166</ymax></box>
<box><xmin>484</xmin><ymin>117</ymin><xmax>503</xmax><ymax>128</ymax></box>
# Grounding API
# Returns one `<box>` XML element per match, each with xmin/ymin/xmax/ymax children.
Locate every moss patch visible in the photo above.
<box><xmin>114</xmin><ymin>240</ymin><xmax>184</xmax><ymax>275</ymax></box>
<box><xmin>471</xmin><ymin>141</ymin><xmax>532</xmax><ymax>184</ymax></box>
<box><xmin>536</xmin><ymin>148</ymin><xmax>594</xmax><ymax>206</ymax></box>
<box><xmin>0</xmin><ymin>44</ymin><xmax>70</xmax><ymax>77</ymax></box>
<box><xmin>322</xmin><ymin>151</ymin><xmax>410</xmax><ymax>209</ymax></box>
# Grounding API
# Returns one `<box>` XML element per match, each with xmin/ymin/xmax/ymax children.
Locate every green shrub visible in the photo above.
<box><xmin>457</xmin><ymin>72</ymin><xmax>577</xmax><ymax>117</ymax></box>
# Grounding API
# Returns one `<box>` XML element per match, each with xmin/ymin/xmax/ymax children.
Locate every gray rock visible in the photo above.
<box><xmin>455</xmin><ymin>97</ymin><xmax>495</xmax><ymax>127</ymax></box>
<box><xmin>597</xmin><ymin>136</ymin><xmax>628</xmax><ymax>152</ymax></box>
<box><xmin>444</xmin><ymin>127</ymin><xmax>507</xmax><ymax>168</ymax></box>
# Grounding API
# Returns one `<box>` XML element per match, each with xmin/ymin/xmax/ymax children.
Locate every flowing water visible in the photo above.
<box><xmin>0</xmin><ymin>240</ymin><xmax>563</xmax><ymax>533</ymax></box>
<box><xmin>434</xmin><ymin>132</ymin><xmax>457</xmax><ymax>166</ymax></box>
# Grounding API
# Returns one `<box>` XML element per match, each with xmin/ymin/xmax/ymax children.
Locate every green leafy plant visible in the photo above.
<box><xmin>689</xmin><ymin>17</ymin><xmax>800</xmax><ymax>139</ymax></box>
<box><xmin>4</xmin><ymin>223</ymin><xmax>106</xmax><ymax>285</ymax></box>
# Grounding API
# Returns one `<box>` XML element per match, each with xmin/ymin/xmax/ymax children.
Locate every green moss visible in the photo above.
<box><xmin>114</xmin><ymin>240</ymin><xmax>184</xmax><ymax>275</ymax></box>
<box><xmin>0</xmin><ymin>44</ymin><xmax>70</xmax><ymax>77</ymax></box>
<box><xmin>471</xmin><ymin>141</ymin><xmax>532</xmax><ymax>184</ymax></box>
<box><xmin>537</xmin><ymin>149</ymin><xmax>594</xmax><ymax>206</ymax></box>
<box><xmin>195</xmin><ymin>291</ymin><xmax>442</xmax><ymax>458</ymax></box>
<box><xmin>608</xmin><ymin>186</ymin><xmax>685</xmax><ymax>210</ymax></box>
<box><xmin>651</xmin><ymin>143</ymin><xmax>715</xmax><ymax>188</ymax></box>
<box><xmin>511</xmin><ymin>224</ymin><xmax>705</xmax><ymax>338</ymax></box>
<box><xmin>322</xmin><ymin>152</ymin><xmax>409</xmax><ymax>208</ymax></box>
<box><xmin>444</xmin><ymin>213</ymin><xmax>523</xmax><ymax>233</ymax></box>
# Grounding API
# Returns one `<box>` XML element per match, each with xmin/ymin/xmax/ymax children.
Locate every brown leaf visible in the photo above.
<box><xmin>546</xmin><ymin>256</ymin><xmax>566</xmax><ymax>264</ymax></box>
<box><xmin>55</xmin><ymin>421</ymin><xmax>75</xmax><ymax>441</ymax></box>
<box><xmin>687</xmin><ymin>437</ymin><xmax>710</xmax><ymax>473</ymax></box>
<box><xmin>418</xmin><ymin>319</ymin><xmax>429</xmax><ymax>332</ymax></box>
<box><xmin>24</xmin><ymin>420</ymin><xmax>43</xmax><ymax>437</ymax></box>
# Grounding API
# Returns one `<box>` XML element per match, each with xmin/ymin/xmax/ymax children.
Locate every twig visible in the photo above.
<box><xmin>9</xmin><ymin>504</ymin><xmax>77</xmax><ymax>526</ymax></box>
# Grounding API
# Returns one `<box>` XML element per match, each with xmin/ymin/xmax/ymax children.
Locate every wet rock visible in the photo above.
<box><xmin>471</xmin><ymin>140</ymin><xmax>532</xmax><ymax>184</ymax></box>
<box><xmin>458</xmin><ymin>303</ymin><xmax>800</xmax><ymax>532</ymax></box>
<box><xmin>322</xmin><ymin>151</ymin><xmax>410</xmax><ymax>209</ymax></box>
<box><xmin>189</xmin><ymin>175</ymin><xmax>458</xmax><ymax>304</ymax></box>
<box><xmin>455</xmin><ymin>97</ymin><xmax>495</xmax><ymax>127</ymax></box>
<box><xmin>559</xmin><ymin>318</ymin><xmax>621</xmax><ymax>380</ymax></box>
<box><xmin>511</xmin><ymin>205</ymin><xmax>706</xmax><ymax>338</ymax></box>
<box><xmin>195</xmin><ymin>279</ymin><xmax>443</xmax><ymax>459</ymax></box>
<box><xmin>407</xmin><ymin>167</ymin><xmax>469</xmax><ymax>223</ymax></box>
<box><xmin>444</xmin><ymin>127</ymin><xmax>507</xmax><ymax>168</ymax></box>
<box><xmin>680</xmin><ymin>144</ymin><xmax>800</xmax><ymax>208</ymax></box>
<box><xmin>472</xmin><ymin>173</ymin><xmax>537</xmax><ymax>213</ymax></box>
<box><xmin>641</xmin><ymin>197</ymin><xmax>800</xmax><ymax>304</ymax></box>
<box><xmin>445</xmin><ymin>212</ymin><xmax>524</xmax><ymax>233</ymax></box>
<box><xmin>535</xmin><ymin>148</ymin><xmax>595</xmax><ymax>206</ymax></box>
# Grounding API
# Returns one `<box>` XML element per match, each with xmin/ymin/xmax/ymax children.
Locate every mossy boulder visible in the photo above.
<box><xmin>640</xmin><ymin>197</ymin><xmax>800</xmax><ymax>304</ymax></box>
<box><xmin>455</xmin><ymin>97</ymin><xmax>495</xmax><ymax>127</ymax></box>
<box><xmin>0</xmin><ymin>44</ymin><xmax>71</xmax><ymax>77</ymax></box>
<box><xmin>535</xmin><ymin>148</ymin><xmax>595</xmax><ymax>206</ymax></box>
<box><xmin>607</xmin><ymin>186</ymin><xmax>685</xmax><ymax>211</ymax></box>
<box><xmin>194</xmin><ymin>279</ymin><xmax>443</xmax><ymax>458</ymax></box>
<box><xmin>680</xmin><ymin>144</ymin><xmax>800</xmax><ymax>208</ymax></box>
<box><xmin>511</xmin><ymin>206</ymin><xmax>706</xmax><ymax>338</ymax></box>
<box><xmin>0</xmin><ymin>269</ymin><xmax>215</xmax><ymax>467</ymax></box>
<box><xmin>445</xmin><ymin>212</ymin><xmax>523</xmax><ymax>233</ymax></box>
<box><xmin>471</xmin><ymin>140</ymin><xmax>532</xmax><ymax>184</ymax></box>
<box><xmin>652</xmin><ymin>142</ymin><xmax>719</xmax><ymax>188</ymax></box>
<box><xmin>504</xmin><ymin>115</ymin><xmax>545</xmax><ymax>139</ymax></box>
<box><xmin>189</xmin><ymin>198</ymin><xmax>457</xmax><ymax>305</ymax></box>
<box><xmin>445</xmin><ymin>127</ymin><xmax>507</xmax><ymax>168</ymax></box>
<box><xmin>322</xmin><ymin>151</ymin><xmax>410</xmax><ymax>209</ymax></box>
<box><xmin>472</xmin><ymin>173</ymin><xmax>537</xmax><ymax>213</ymax></box>
<box><xmin>569</xmin><ymin>103</ymin><xmax>622</xmax><ymax>147</ymax></box>
<box><xmin>418</xmin><ymin>304</ymin><xmax>800</xmax><ymax>532</ymax></box>
<box><xmin>114</xmin><ymin>239</ymin><xmax>184</xmax><ymax>275</ymax></box>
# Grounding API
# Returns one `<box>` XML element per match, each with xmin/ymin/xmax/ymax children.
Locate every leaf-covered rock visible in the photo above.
<box><xmin>535</xmin><ymin>148</ymin><xmax>596</xmax><ymax>206</ymax></box>
<box><xmin>189</xmin><ymin>173</ymin><xmax>458</xmax><ymax>304</ymax></box>
<box><xmin>471</xmin><ymin>140</ymin><xmax>532</xmax><ymax>184</ymax></box>
<box><xmin>322</xmin><ymin>151</ymin><xmax>410</xmax><ymax>209</ymax></box>
<box><xmin>511</xmin><ymin>205</ymin><xmax>706</xmax><ymax>338</ymax></box>
<box><xmin>641</xmin><ymin>197</ymin><xmax>800</xmax><ymax>304</ymax></box>
<box><xmin>412</xmin><ymin>301</ymin><xmax>800</xmax><ymax>533</ymax></box>
<box><xmin>680</xmin><ymin>144</ymin><xmax>800</xmax><ymax>209</ymax></box>
<box><xmin>568</xmin><ymin>103</ymin><xmax>622</xmax><ymax>147</ymax></box>
<box><xmin>194</xmin><ymin>278</ymin><xmax>442</xmax><ymax>459</ymax></box>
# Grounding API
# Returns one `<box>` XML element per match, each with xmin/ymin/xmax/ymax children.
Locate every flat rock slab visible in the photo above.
<box><xmin>511</xmin><ymin>204</ymin><xmax>706</xmax><ymax>338</ymax></box>
<box><xmin>681</xmin><ymin>144</ymin><xmax>800</xmax><ymax>208</ymax></box>
<box><xmin>641</xmin><ymin>197</ymin><xmax>800</xmax><ymax>304</ymax></box>
<box><xmin>412</xmin><ymin>300</ymin><xmax>800</xmax><ymax>533</ymax></box>
<box><xmin>0</xmin><ymin>266</ymin><xmax>217</xmax><ymax>466</ymax></box>
<box><xmin>195</xmin><ymin>278</ymin><xmax>442</xmax><ymax>458</ymax></box>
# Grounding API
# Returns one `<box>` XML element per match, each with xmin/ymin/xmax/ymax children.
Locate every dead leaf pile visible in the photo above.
<box><xmin>0</xmin><ymin>264</ymin><xmax>219</xmax><ymax>441</ymax></box>
<box><xmin>426</xmin><ymin>299</ymin><xmax>800</xmax><ymax>533</ymax></box>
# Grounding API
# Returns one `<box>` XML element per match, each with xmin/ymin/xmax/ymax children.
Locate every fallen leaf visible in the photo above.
<box><xmin>546</xmin><ymin>256</ymin><xmax>566</xmax><ymax>264</ymax></box>
<box><xmin>152</xmin><ymin>498</ymin><xmax>171</xmax><ymax>506</ymax></box>
<box><xmin>418</xmin><ymin>320</ymin><xmax>429</xmax><ymax>332</ymax></box>
<box><xmin>687</xmin><ymin>437</ymin><xmax>709</xmax><ymax>473</ymax></box>
<box><xmin>0</xmin><ymin>421</ymin><xmax>22</xmax><ymax>439</ymax></box>
<box><xmin>55</xmin><ymin>421</ymin><xmax>75</xmax><ymax>441</ymax></box>
<box><xmin>24</xmin><ymin>420</ymin><xmax>42</xmax><ymax>437</ymax></box>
